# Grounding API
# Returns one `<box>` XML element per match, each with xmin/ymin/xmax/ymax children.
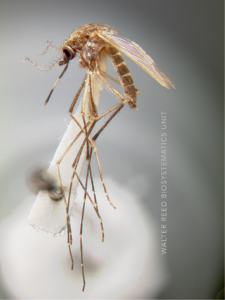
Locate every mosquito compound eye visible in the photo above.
<box><xmin>62</xmin><ymin>45</ymin><xmax>76</xmax><ymax>61</ymax></box>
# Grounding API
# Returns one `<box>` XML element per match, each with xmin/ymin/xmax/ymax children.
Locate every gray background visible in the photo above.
<box><xmin>0</xmin><ymin>0</ymin><xmax>223</xmax><ymax>299</ymax></box>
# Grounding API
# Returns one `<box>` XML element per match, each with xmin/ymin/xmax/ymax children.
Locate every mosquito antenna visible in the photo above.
<box><xmin>38</xmin><ymin>39</ymin><xmax>62</xmax><ymax>55</ymax></box>
<box><xmin>23</xmin><ymin>56</ymin><xmax>63</xmax><ymax>71</ymax></box>
<box><xmin>45</xmin><ymin>63</ymin><xmax>69</xmax><ymax>104</ymax></box>
<box><xmin>24</xmin><ymin>39</ymin><xmax>63</xmax><ymax>71</ymax></box>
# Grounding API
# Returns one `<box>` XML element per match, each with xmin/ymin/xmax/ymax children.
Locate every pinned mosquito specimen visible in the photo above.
<box><xmin>25</xmin><ymin>23</ymin><xmax>175</xmax><ymax>291</ymax></box>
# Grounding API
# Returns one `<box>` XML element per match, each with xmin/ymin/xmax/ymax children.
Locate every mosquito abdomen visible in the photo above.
<box><xmin>109</xmin><ymin>47</ymin><xmax>137</xmax><ymax>109</ymax></box>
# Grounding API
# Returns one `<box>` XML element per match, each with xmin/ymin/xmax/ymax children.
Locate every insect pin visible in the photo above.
<box><xmin>28</xmin><ymin>167</ymin><xmax>64</xmax><ymax>201</ymax></box>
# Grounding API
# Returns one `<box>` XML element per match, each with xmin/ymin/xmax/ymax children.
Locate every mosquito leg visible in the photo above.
<box><xmin>67</xmin><ymin>73</ymin><xmax>98</xmax><ymax>191</ymax></box>
<box><xmin>72</xmin><ymin>161</ymin><xmax>103</xmax><ymax>292</ymax></box>
<box><xmin>82</xmin><ymin>104</ymin><xmax>127</xmax><ymax>242</ymax></box>
<box><xmin>97</xmin><ymin>70</ymin><xmax>128</xmax><ymax>104</ymax></box>
<box><xmin>56</xmin><ymin>76</ymin><xmax>88</xmax><ymax>230</ymax></box>
<box><xmin>70</xmin><ymin>106</ymin><xmax>125</xmax><ymax>210</ymax></box>
<box><xmin>66</xmin><ymin>119</ymin><xmax>95</xmax><ymax>225</ymax></box>
<box><xmin>78</xmin><ymin>72</ymin><xmax>91</xmax><ymax>162</ymax></box>
<box><xmin>63</xmin><ymin>114</ymin><xmax>94</xmax><ymax>204</ymax></box>
<box><xmin>69</xmin><ymin>99</ymin><xmax>128</xmax><ymax>214</ymax></box>
<box><xmin>80</xmin><ymin>104</ymin><xmax>125</xmax><ymax>237</ymax></box>
<box><xmin>66</xmin><ymin>104</ymin><xmax>106</xmax><ymax>290</ymax></box>
<box><xmin>88</xmin><ymin>153</ymin><xmax>104</xmax><ymax>242</ymax></box>
<box><xmin>55</xmin><ymin>121</ymin><xmax>92</xmax><ymax>171</ymax></box>
<box><xmin>88</xmin><ymin>72</ymin><xmax>98</xmax><ymax>117</ymax></box>
<box><xmin>59</xmin><ymin>128</ymin><xmax>89</xmax><ymax>270</ymax></box>
<box><xmin>83</xmin><ymin>102</ymin><xmax>125</xmax><ymax>215</ymax></box>
<box><xmin>80</xmin><ymin>224</ymin><xmax>85</xmax><ymax>292</ymax></box>
<box><xmin>56</xmin><ymin>75</ymin><xmax>127</xmax><ymax>280</ymax></box>
<box><xmin>55</xmin><ymin>165</ymin><xmax>74</xmax><ymax>269</ymax></box>
<box><xmin>59</xmin><ymin>79</ymin><xmax>119</xmax><ymax>277</ymax></box>
<box><xmin>101</xmin><ymin>70</ymin><xmax>120</xmax><ymax>84</ymax></box>
<box><xmin>68</xmin><ymin>241</ymin><xmax>74</xmax><ymax>270</ymax></box>
<box><xmin>80</xmin><ymin>72</ymin><xmax>98</xmax><ymax>161</ymax></box>
<box><xmin>66</xmin><ymin>124</ymin><xmax>94</xmax><ymax>292</ymax></box>
<box><xmin>93</xmin><ymin>104</ymin><xmax>124</xmax><ymax>140</ymax></box>
<box><xmin>66</xmin><ymin>210</ymin><xmax>74</xmax><ymax>269</ymax></box>
<box><xmin>86</xmin><ymin>72</ymin><xmax>117</xmax><ymax>209</ymax></box>
<box><xmin>62</xmin><ymin>137</ymin><xmax>104</xmax><ymax>242</ymax></box>
<box><xmin>92</xmin><ymin>103</ymin><xmax>126</xmax><ymax>210</ymax></box>
<box><xmin>79</xmin><ymin>139</ymin><xmax>90</xmax><ymax>293</ymax></box>
<box><xmin>70</xmin><ymin>73</ymin><xmax>124</xmax><ymax>208</ymax></box>
<box><xmin>56</xmin><ymin>75</ymin><xmax>89</xmax><ymax>171</ymax></box>
<box><xmin>81</xmin><ymin>114</ymin><xmax>90</xmax><ymax>161</ymax></box>
<box><xmin>90</xmin><ymin>147</ymin><xmax>115</xmax><ymax>210</ymax></box>
<box><xmin>55</xmin><ymin>119</ymin><xmax>94</xmax><ymax>270</ymax></box>
<box><xmin>77</xmin><ymin>126</ymin><xmax>103</xmax><ymax>292</ymax></box>
<box><xmin>68</xmin><ymin>74</ymin><xmax>87</xmax><ymax>114</ymax></box>
<box><xmin>66</xmin><ymin>76</ymin><xmax>126</xmax><ymax>235</ymax></box>
<box><xmin>76</xmin><ymin>140</ymin><xmax>105</xmax><ymax>243</ymax></box>
<box><xmin>72</xmin><ymin>166</ymin><xmax>103</xmax><ymax>221</ymax></box>
<box><xmin>56</xmin><ymin>74</ymin><xmax>91</xmax><ymax>167</ymax></box>
<box><xmin>53</xmin><ymin>77</ymin><xmax>88</xmax><ymax>270</ymax></box>
<box><xmin>55</xmin><ymin>120</ymin><xmax>91</xmax><ymax>201</ymax></box>
<box><xmin>75</xmin><ymin>78</ymin><xmax>124</xmax><ymax>289</ymax></box>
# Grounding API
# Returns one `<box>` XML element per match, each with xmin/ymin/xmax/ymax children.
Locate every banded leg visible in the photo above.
<box><xmin>55</xmin><ymin>74</ymin><xmax>88</xmax><ymax>269</ymax></box>
<box><xmin>75</xmin><ymin>102</ymin><xmax>125</xmax><ymax>242</ymax></box>
<box><xmin>68</xmin><ymin>102</ymin><xmax>125</xmax><ymax>237</ymax></box>
<box><xmin>79</xmin><ymin>140</ymin><xmax>92</xmax><ymax>292</ymax></box>
<box><xmin>57</xmin><ymin>70</ymin><xmax>129</xmax><ymax>290</ymax></box>
<box><xmin>65</xmin><ymin>73</ymin><xmax>128</xmax><ymax>229</ymax></box>
<box><xmin>69</xmin><ymin>87</ymin><xmax>128</xmax><ymax>211</ymax></box>
<box><xmin>68</xmin><ymin>78</ymin><xmax>121</xmax><ymax>210</ymax></box>
<box><xmin>70</xmin><ymin>74</ymin><xmax>125</xmax><ymax>291</ymax></box>
<box><xmin>88</xmin><ymin>160</ymin><xmax>104</xmax><ymax>242</ymax></box>
<box><xmin>77</xmin><ymin>103</ymin><xmax>125</xmax><ymax>291</ymax></box>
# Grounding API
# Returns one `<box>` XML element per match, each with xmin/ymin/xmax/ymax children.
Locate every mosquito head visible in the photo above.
<box><xmin>59</xmin><ymin>45</ymin><xmax>76</xmax><ymax>65</ymax></box>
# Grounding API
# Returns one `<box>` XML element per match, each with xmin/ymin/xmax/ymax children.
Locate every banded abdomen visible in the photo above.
<box><xmin>109</xmin><ymin>46</ymin><xmax>138</xmax><ymax>109</ymax></box>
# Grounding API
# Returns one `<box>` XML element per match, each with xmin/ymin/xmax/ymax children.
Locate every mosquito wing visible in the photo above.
<box><xmin>98</xmin><ymin>31</ymin><xmax>175</xmax><ymax>89</ymax></box>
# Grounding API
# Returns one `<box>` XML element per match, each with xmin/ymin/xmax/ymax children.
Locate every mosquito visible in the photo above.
<box><xmin>25</xmin><ymin>23</ymin><xmax>175</xmax><ymax>291</ymax></box>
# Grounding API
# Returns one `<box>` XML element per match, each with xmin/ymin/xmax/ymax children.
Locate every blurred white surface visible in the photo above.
<box><xmin>0</xmin><ymin>177</ymin><xmax>167</xmax><ymax>299</ymax></box>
